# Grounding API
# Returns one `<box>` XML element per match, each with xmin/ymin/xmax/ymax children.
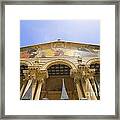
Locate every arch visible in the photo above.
<box><xmin>20</xmin><ymin>60</ymin><xmax>33</xmax><ymax>66</ymax></box>
<box><xmin>42</xmin><ymin>59</ymin><xmax>77</xmax><ymax>70</ymax></box>
<box><xmin>86</xmin><ymin>58</ymin><xmax>100</xmax><ymax>66</ymax></box>
<box><xmin>41</xmin><ymin>59</ymin><xmax>78</xmax><ymax>100</ymax></box>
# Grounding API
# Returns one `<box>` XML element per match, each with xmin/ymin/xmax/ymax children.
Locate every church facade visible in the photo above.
<box><xmin>20</xmin><ymin>40</ymin><xmax>100</xmax><ymax>100</ymax></box>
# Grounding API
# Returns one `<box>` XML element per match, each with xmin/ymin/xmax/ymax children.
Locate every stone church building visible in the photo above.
<box><xmin>20</xmin><ymin>40</ymin><xmax>100</xmax><ymax>100</ymax></box>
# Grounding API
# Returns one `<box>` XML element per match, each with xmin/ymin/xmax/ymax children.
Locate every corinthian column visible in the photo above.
<box><xmin>34</xmin><ymin>79</ymin><xmax>44</xmax><ymax>100</ymax></box>
<box><xmin>85</xmin><ymin>78</ymin><xmax>97</xmax><ymax>100</ymax></box>
<box><xmin>21</xmin><ymin>71</ymin><xmax>32</xmax><ymax>98</ymax></box>
<box><xmin>20</xmin><ymin>80</ymin><xmax>27</xmax><ymax>98</ymax></box>
<box><xmin>70</xmin><ymin>69</ymin><xmax>84</xmax><ymax>100</ymax></box>
<box><xmin>32</xmin><ymin>80</ymin><xmax>37</xmax><ymax>100</ymax></box>
<box><xmin>74</xmin><ymin>78</ymin><xmax>84</xmax><ymax>100</ymax></box>
<box><xmin>34</xmin><ymin>69</ymin><xmax>47</xmax><ymax>100</ymax></box>
<box><xmin>22</xmin><ymin>79</ymin><xmax>32</xmax><ymax>98</ymax></box>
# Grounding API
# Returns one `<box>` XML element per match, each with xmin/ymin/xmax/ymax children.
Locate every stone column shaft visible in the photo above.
<box><xmin>80</xmin><ymin>79</ymin><xmax>88</xmax><ymax>99</ymax></box>
<box><xmin>32</xmin><ymin>81</ymin><xmax>37</xmax><ymax>100</ymax></box>
<box><xmin>85</xmin><ymin>79</ymin><xmax>97</xmax><ymax>100</ymax></box>
<box><xmin>92</xmin><ymin>80</ymin><xmax>98</xmax><ymax>96</ymax></box>
<box><xmin>22</xmin><ymin>80</ymin><xmax>32</xmax><ymax>97</ymax></box>
<box><xmin>76</xmin><ymin>83</ymin><xmax>83</xmax><ymax>100</ymax></box>
<box><xmin>34</xmin><ymin>82</ymin><xmax>43</xmax><ymax>100</ymax></box>
<box><xmin>74</xmin><ymin>78</ymin><xmax>84</xmax><ymax>100</ymax></box>
<box><xmin>20</xmin><ymin>84</ymin><xmax>25</xmax><ymax>97</ymax></box>
<box><xmin>20</xmin><ymin>81</ymin><xmax>27</xmax><ymax>98</ymax></box>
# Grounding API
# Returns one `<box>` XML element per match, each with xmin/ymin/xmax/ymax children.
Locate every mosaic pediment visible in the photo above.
<box><xmin>20</xmin><ymin>41</ymin><xmax>100</xmax><ymax>58</ymax></box>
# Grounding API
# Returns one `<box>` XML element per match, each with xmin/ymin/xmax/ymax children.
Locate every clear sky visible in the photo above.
<box><xmin>20</xmin><ymin>20</ymin><xmax>100</xmax><ymax>47</ymax></box>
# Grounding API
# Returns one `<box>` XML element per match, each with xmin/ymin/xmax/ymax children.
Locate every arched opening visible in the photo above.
<box><xmin>40</xmin><ymin>64</ymin><xmax>79</xmax><ymax>100</ymax></box>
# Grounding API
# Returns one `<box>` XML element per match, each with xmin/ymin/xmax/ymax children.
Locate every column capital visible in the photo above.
<box><xmin>70</xmin><ymin>69</ymin><xmax>80</xmax><ymax>78</ymax></box>
<box><xmin>77</xmin><ymin>66</ymin><xmax>95</xmax><ymax>80</ymax></box>
<box><xmin>26</xmin><ymin>67</ymin><xmax>48</xmax><ymax>81</ymax></box>
<box><xmin>74</xmin><ymin>78</ymin><xmax>80</xmax><ymax>84</ymax></box>
<box><xmin>38</xmin><ymin>78</ymin><xmax>45</xmax><ymax>84</ymax></box>
<box><xmin>36</xmin><ymin>69</ymin><xmax>48</xmax><ymax>79</ymax></box>
<box><xmin>24</xmin><ymin>73</ymin><xmax>31</xmax><ymax>81</ymax></box>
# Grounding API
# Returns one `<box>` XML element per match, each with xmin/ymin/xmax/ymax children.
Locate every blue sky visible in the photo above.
<box><xmin>20</xmin><ymin>20</ymin><xmax>100</xmax><ymax>47</ymax></box>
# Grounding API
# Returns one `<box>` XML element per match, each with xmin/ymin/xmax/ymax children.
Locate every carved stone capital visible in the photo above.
<box><xmin>77</xmin><ymin>66</ymin><xmax>95</xmax><ymax>80</ymax></box>
<box><xmin>24</xmin><ymin>72</ymin><xmax>31</xmax><ymax>81</ymax></box>
<box><xmin>36</xmin><ymin>69</ymin><xmax>48</xmax><ymax>80</ymax></box>
<box><xmin>32</xmin><ymin>78</ymin><xmax>37</xmax><ymax>85</ymax></box>
<box><xmin>74</xmin><ymin>78</ymin><xmax>80</xmax><ymax>84</ymax></box>
<box><xmin>38</xmin><ymin>78</ymin><xmax>45</xmax><ymax>84</ymax></box>
<box><xmin>24</xmin><ymin>67</ymin><xmax>48</xmax><ymax>83</ymax></box>
<box><xmin>70</xmin><ymin>69</ymin><xmax>78</xmax><ymax>78</ymax></box>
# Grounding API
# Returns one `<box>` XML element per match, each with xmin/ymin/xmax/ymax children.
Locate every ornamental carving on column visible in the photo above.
<box><xmin>71</xmin><ymin>65</ymin><xmax>96</xmax><ymax>84</ymax></box>
<box><xmin>74</xmin><ymin>78</ymin><xmax>80</xmax><ymax>84</ymax></box>
<box><xmin>36</xmin><ymin>69</ymin><xmax>48</xmax><ymax>83</ymax></box>
<box><xmin>70</xmin><ymin>69</ymin><xmax>78</xmax><ymax>78</ymax></box>
<box><xmin>79</xmin><ymin>66</ymin><xmax>95</xmax><ymax>82</ymax></box>
<box><xmin>24</xmin><ymin>67</ymin><xmax>48</xmax><ymax>84</ymax></box>
<box><xmin>70</xmin><ymin>69</ymin><xmax>80</xmax><ymax>84</ymax></box>
<box><xmin>23</xmin><ymin>70</ymin><xmax>31</xmax><ymax>81</ymax></box>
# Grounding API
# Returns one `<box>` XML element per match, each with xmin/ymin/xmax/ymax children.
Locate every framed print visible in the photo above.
<box><xmin>0</xmin><ymin>0</ymin><xmax>119</xmax><ymax>119</ymax></box>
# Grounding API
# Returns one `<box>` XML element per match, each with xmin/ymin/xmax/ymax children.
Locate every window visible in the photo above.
<box><xmin>48</xmin><ymin>64</ymin><xmax>70</xmax><ymax>76</ymax></box>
